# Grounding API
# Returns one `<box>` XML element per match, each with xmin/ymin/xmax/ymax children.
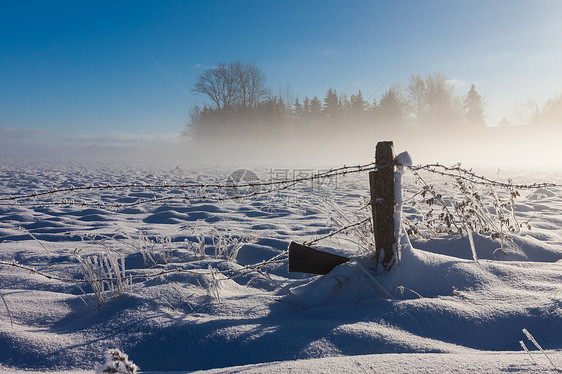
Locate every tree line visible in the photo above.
<box><xmin>509</xmin><ymin>94</ymin><xmax>562</xmax><ymax>128</ymax></box>
<box><xmin>185</xmin><ymin>61</ymin><xmax>489</xmax><ymax>140</ymax></box>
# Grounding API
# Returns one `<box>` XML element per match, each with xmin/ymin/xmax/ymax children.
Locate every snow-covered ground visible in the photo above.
<box><xmin>0</xmin><ymin>157</ymin><xmax>561</xmax><ymax>373</ymax></box>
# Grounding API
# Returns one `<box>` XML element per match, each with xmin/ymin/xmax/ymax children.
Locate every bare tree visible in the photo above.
<box><xmin>532</xmin><ymin>93</ymin><xmax>562</xmax><ymax>127</ymax></box>
<box><xmin>193</xmin><ymin>63</ymin><xmax>238</xmax><ymax>110</ymax></box>
<box><xmin>513</xmin><ymin>99</ymin><xmax>538</xmax><ymax>126</ymax></box>
<box><xmin>241</xmin><ymin>62</ymin><xmax>269</xmax><ymax>109</ymax></box>
<box><xmin>407</xmin><ymin>74</ymin><xmax>426</xmax><ymax>123</ymax></box>
<box><xmin>407</xmin><ymin>73</ymin><xmax>461</xmax><ymax>129</ymax></box>
<box><xmin>194</xmin><ymin>61</ymin><xmax>268</xmax><ymax>111</ymax></box>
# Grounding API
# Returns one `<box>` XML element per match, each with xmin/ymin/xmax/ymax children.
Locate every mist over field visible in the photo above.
<box><xmin>3</xmin><ymin>64</ymin><xmax>561</xmax><ymax>170</ymax></box>
<box><xmin>3</xmin><ymin>122</ymin><xmax>558</xmax><ymax>172</ymax></box>
<box><xmin>2</xmin><ymin>2</ymin><xmax>562</xmax><ymax>373</ymax></box>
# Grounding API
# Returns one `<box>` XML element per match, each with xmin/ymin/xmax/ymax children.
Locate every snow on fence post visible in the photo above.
<box><xmin>369</xmin><ymin>141</ymin><xmax>396</xmax><ymax>270</ymax></box>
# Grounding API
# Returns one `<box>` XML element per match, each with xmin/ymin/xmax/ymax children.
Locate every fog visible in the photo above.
<box><xmin>3</xmin><ymin>124</ymin><xmax>557</xmax><ymax>173</ymax></box>
<box><xmin>179</xmin><ymin>125</ymin><xmax>562</xmax><ymax>170</ymax></box>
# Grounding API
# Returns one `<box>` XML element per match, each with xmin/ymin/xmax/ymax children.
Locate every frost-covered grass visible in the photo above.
<box><xmin>0</xmin><ymin>159</ymin><xmax>561</xmax><ymax>373</ymax></box>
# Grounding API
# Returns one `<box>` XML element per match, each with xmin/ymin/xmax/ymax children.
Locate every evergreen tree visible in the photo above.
<box><xmin>293</xmin><ymin>96</ymin><xmax>304</xmax><ymax>123</ymax></box>
<box><xmin>378</xmin><ymin>88</ymin><xmax>404</xmax><ymax>127</ymax></box>
<box><xmin>303</xmin><ymin>96</ymin><xmax>311</xmax><ymax>123</ymax></box>
<box><xmin>310</xmin><ymin>96</ymin><xmax>323</xmax><ymax>123</ymax></box>
<box><xmin>350</xmin><ymin>90</ymin><xmax>366</xmax><ymax>112</ymax></box>
<box><xmin>339</xmin><ymin>93</ymin><xmax>351</xmax><ymax>118</ymax></box>
<box><xmin>274</xmin><ymin>96</ymin><xmax>288</xmax><ymax>125</ymax></box>
<box><xmin>371</xmin><ymin>97</ymin><xmax>379</xmax><ymax>118</ymax></box>
<box><xmin>323</xmin><ymin>88</ymin><xmax>340</xmax><ymax>120</ymax></box>
<box><xmin>463</xmin><ymin>84</ymin><xmax>485</xmax><ymax>126</ymax></box>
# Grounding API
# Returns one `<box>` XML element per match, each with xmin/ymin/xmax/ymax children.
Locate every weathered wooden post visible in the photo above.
<box><xmin>288</xmin><ymin>141</ymin><xmax>398</xmax><ymax>275</ymax></box>
<box><xmin>369</xmin><ymin>141</ymin><xmax>396</xmax><ymax>270</ymax></box>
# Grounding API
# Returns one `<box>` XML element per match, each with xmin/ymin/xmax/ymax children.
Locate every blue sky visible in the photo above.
<box><xmin>1</xmin><ymin>0</ymin><xmax>561</xmax><ymax>146</ymax></box>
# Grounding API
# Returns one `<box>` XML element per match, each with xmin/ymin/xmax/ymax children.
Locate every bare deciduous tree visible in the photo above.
<box><xmin>193</xmin><ymin>63</ymin><xmax>237</xmax><ymax>110</ymax></box>
<box><xmin>245</xmin><ymin>62</ymin><xmax>270</xmax><ymax>109</ymax></box>
<box><xmin>407</xmin><ymin>73</ymin><xmax>461</xmax><ymax>129</ymax></box>
<box><xmin>531</xmin><ymin>93</ymin><xmax>562</xmax><ymax>127</ymax></box>
<box><xmin>513</xmin><ymin>99</ymin><xmax>538</xmax><ymax>126</ymax></box>
<box><xmin>193</xmin><ymin>61</ymin><xmax>269</xmax><ymax>111</ymax></box>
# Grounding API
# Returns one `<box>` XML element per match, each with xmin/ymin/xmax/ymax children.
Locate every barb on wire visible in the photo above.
<box><xmin>0</xmin><ymin>256</ymin><xmax>286</xmax><ymax>286</ymax></box>
<box><xmin>404</xmin><ymin>162</ymin><xmax>552</xmax><ymax>246</ymax></box>
<box><xmin>0</xmin><ymin>162</ymin><xmax>377</xmax><ymax>207</ymax></box>
<box><xmin>409</xmin><ymin>164</ymin><xmax>559</xmax><ymax>190</ymax></box>
<box><xmin>224</xmin><ymin>251</ymin><xmax>290</xmax><ymax>279</ymax></box>
<box><xmin>0</xmin><ymin>180</ymin><xmax>302</xmax><ymax>209</ymax></box>
<box><xmin>407</xmin><ymin>167</ymin><xmax>463</xmax><ymax>236</ymax></box>
<box><xmin>304</xmin><ymin>217</ymin><xmax>371</xmax><ymax>247</ymax></box>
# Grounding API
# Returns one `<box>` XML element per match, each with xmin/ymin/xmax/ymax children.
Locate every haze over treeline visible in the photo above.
<box><xmin>186</xmin><ymin>61</ymin><xmax>487</xmax><ymax>140</ymax></box>
<box><xmin>184</xmin><ymin>61</ymin><xmax>561</xmax><ymax>166</ymax></box>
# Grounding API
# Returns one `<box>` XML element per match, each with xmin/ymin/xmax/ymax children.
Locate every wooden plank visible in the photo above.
<box><xmin>288</xmin><ymin>242</ymin><xmax>350</xmax><ymax>275</ymax></box>
<box><xmin>370</xmin><ymin>141</ymin><xmax>396</xmax><ymax>270</ymax></box>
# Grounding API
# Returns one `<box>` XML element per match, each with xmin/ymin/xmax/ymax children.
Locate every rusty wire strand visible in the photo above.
<box><xmin>0</xmin><ymin>162</ymin><xmax>377</xmax><ymax>203</ymax></box>
<box><xmin>409</xmin><ymin>164</ymin><xmax>559</xmax><ymax>190</ymax></box>
<box><xmin>304</xmin><ymin>217</ymin><xmax>371</xmax><ymax>247</ymax></box>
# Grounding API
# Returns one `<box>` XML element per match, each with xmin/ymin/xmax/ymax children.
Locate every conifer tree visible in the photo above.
<box><xmin>293</xmin><ymin>96</ymin><xmax>304</xmax><ymax>123</ymax></box>
<box><xmin>310</xmin><ymin>96</ymin><xmax>323</xmax><ymax>123</ymax></box>
<box><xmin>323</xmin><ymin>88</ymin><xmax>340</xmax><ymax>121</ymax></box>
<box><xmin>350</xmin><ymin>90</ymin><xmax>366</xmax><ymax>112</ymax></box>
<box><xmin>378</xmin><ymin>88</ymin><xmax>404</xmax><ymax>127</ymax></box>
<box><xmin>463</xmin><ymin>84</ymin><xmax>485</xmax><ymax>126</ymax></box>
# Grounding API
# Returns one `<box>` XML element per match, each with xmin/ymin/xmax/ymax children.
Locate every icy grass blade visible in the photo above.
<box><xmin>520</xmin><ymin>340</ymin><xmax>538</xmax><ymax>365</ymax></box>
<box><xmin>355</xmin><ymin>261</ymin><xmax>394</xmax><ymax>299</ymax></box>
<box><xmin>467</xmin><ymin>227</ymin><xmax>478</xmax><ymax>263</ymax></box>
<box><xmin>258</xmin><ymin>270</ymin><xmax>308</xmax><ymax>310</ymax></box>
<box><xmin>170</xmin><ymin>284</ymin><xmax>196</xmax><ymax>313</ymax></box>
<box><xmin>0</xmin><ymin>291</ymin><xmax>14</xmax><ymax>328</ymax></box>
<box><xmin>19</xmin><ymin>226</ymin><xmax>50</xmax><ymax>253</ymax></box>
<box><xmin>522</xmin><ymin>328</ymin><xmax>560</xmax><ymax>372</ymax></box>
<box><xmin>77</xmin><ymin>251</ymin><xmax>130</xmax><ymax>308</ymax></box>
<box><xmin>207</xmin><ymin>265</ymin><xmax>221</xmax><ymax>303</ymax></box>
<box><xmin>356</xmin><ymin>261</ymin><xmax>422</xmax><ymax>328</ymax></box>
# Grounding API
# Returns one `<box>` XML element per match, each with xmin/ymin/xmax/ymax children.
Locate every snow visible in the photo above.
<box><xmin>395</xmin><ymin>151</ymin><xmax>413</xmax><ymax>167</ymax></box>
<box><xmin>0</xmin><ymin>157</ymin><xmax>561</xmax><ymax>373</ymax></box>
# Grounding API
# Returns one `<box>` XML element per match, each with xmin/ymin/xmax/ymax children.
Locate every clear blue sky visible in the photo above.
<box><xmin>1</xmin><ymin>0</ymin><xmax>561</xmax><ymax>146</ymax></box>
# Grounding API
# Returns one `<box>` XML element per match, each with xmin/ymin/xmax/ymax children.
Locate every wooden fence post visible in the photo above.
<box><xmin>369</xmin><ymin>141</ymin><xmax>396</xmax><ymax>270</ymax></box>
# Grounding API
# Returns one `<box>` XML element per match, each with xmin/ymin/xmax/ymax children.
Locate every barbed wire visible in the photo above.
<box><xmin>0</xmin><ymin>162</ymin><xmax>377</xmax><ymax>204</ymax></box>
<box><xmin>0</xmin><ymin>180</ymin><xmax>302</xmax><ymax>209</ymax></box>
<box><xmin>0</xmin><ymin>218</ymin><xmax>368</xmax><ymax>288</ymax></box>
<box><xmin>0</xmin><ymin>160</ymin><xmax>557</xmax><ymax>211</ymax></box>
<box><xmin>409</xmin><ymin>164</ymin><xmax>559</xmax><ymax>190</ymax></box>
<box><xmin>0</xmin><ymin>253</ymin><xmax>292</xmax><ymax>295</ymax></box>
<box><xmin>2</xmin><ymin>159</ymin><xmax>559</xmax><ymax>307</ymax></box>
<box><xmin>3</xmin><ymin>161</ymin><xmax>557</xmax><ymax>206</ymax></box>
<box><xmin>304</xmin><ymin>217</ymin><xmax>370</xmax><ymax>247</ymax></box>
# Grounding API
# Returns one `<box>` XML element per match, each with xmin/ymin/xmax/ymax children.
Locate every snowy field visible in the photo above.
<box><xmin>0</xmin><ymin>156</ymin><xmax>561</xmax><ymax>373</ymax></box>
